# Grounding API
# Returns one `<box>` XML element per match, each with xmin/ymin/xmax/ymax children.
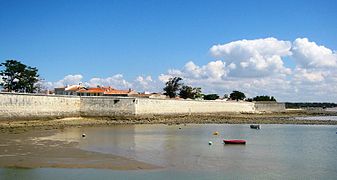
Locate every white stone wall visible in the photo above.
<box><xmin>0</xmin><ymin>93</ymin><xmax>80</xmax><ymax>120</ymax></box>
<box><xmin>135</xmin><ymin>98</ymin><xmax>255</xmax><ymax>114</ymax></box>
<box><xmin>80</xmin><ymin>96</ymin><xmax>136</xmax><ymax>116</ymax></box>
<box><xmin>254</xmin><ymin>102</ymin><xmax>286</xmax><ymax>112</ymax></box>
<box><xmin>0</xmin><ymin>93</ymin><xmax>285</xmax><ymax>120</ymax></box>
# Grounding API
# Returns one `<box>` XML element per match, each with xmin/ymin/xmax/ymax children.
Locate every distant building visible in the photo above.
<box><xmin>54</xmin><ymin>84</ymin><xmax>84</xmax><ymax>95</ymax></box>
<box><xmin>65</xmin><ymin>85</ymin><xmax>84</xmax><ymax>95</ymax></box>
<box><xmin>54</xmin><ymin>87</ymin><xmax>65</xmax><ymax>95</ymax></box>
<box><xmin>76</xmin><ymin>87</ymin><xmax>112</xmax><ymax>96</ymax></box>
<box><xmin>103</xmin><ymin>88</ymin><xmax>137</xmax><ymax>96</ymax></box>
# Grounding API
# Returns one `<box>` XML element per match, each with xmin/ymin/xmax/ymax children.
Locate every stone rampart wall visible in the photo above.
<box><xmin>135</xmin><ymin>99</ymin><xmax>255</xmax><ymax>114</ymax></box>
<box><xmin>0</xmin><ymin>93</ymin><xmax>285</xmax><ymax>120</ymax></box>
<box><xmin>254</xmin><ymin>102</ymin><xmax>286</xmax><ymax>112</ymax></box>
<box><xmin>0</xmin><ymin>93</ymin><xmax>80</xmax><ymax>120</ymax></box>
<box><xmin>80</xmin><ymin>96</ymin><xmax>136</xmax><ymax>117</ymax></box>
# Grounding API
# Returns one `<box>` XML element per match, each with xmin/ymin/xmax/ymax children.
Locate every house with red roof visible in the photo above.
<box><xmin>55</xmin><ymin>85</ymin><xmax>138</xmax><ymax>97</ymax></box>
<box><xmin>103</xmin><ymin>88</ymin><xmax>137</xmax><ymax>96</ymax></box>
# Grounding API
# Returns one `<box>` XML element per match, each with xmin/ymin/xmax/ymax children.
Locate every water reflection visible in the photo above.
<box><xmin>51</xmin><ymin>124</ymin><xmax>337</xmax><ymax>177</ymax></box>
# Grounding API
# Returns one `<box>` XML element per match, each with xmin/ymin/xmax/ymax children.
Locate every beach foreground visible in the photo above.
<box><xmin>0</xmin><ymin>111</ymin><xmax>336</xmax><ymax>171</ymax></box>
<box><xmin>0</xmin><ymin>128</ymin><xmax>158</xmax><ymax>170</ymax></box>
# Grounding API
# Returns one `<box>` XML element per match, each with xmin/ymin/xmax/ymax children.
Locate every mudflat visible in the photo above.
<box><xmin>0</xmin><ymin>128</ymin><xmax>158</xmax><ymax>170</ymax></box>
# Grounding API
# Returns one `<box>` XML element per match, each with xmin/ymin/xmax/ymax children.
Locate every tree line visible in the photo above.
<box><xmin>285</xmin><ymin>102</ymin><xmax>337</xmax><ymax>109</ymax></box>
<box><xmin>163</xmin><ymin>76</ymin><xmax>277</xmax><ymax>101</ymax></box>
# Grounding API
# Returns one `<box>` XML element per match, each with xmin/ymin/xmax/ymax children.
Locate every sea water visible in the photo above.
<box><xmin>1</xmin><ymin>124</ymin><xmax>337</xmax><ymax>180</ymax></box>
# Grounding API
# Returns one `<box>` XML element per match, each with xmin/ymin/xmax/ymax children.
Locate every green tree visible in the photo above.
<box><xmin>229</xmin><ymin>90</ymin><xmax>246</xmax><ymax>101</ymax></box>
<box><xmin>193</xmin><ymin>87</ymin><xmax>202</xmax><ymax>99</ymax></box>
<box><xmin>163</xmin><ymin>77</ymin><xmax>183</xmax><ymax>98</ymax></box>
<box><xmin>179</xmin><ymin>85</ymin><xmax>202</xmax><ymax>99</ymax></box>
<box><xmin>0</xmin><ymin>60</ymin><xmax>40</xmax><ymax>93</ymax></box>
<box><xmin>203</xmin><ymin>94</ymin><xmax>219</xmax><ymax>100</ymax></box>
<box><xmin>252</xmin><ymin>95</ymin><xmax>277</xmax><ymax>101</ymax></box>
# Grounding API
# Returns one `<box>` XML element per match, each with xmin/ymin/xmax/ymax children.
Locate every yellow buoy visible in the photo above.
<box><xmin>213</xmin><ymin>131</ymin><xmax>219</xmax><ymax>135</ymax></box>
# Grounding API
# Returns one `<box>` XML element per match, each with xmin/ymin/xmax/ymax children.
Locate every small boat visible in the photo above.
<box><xmin>223</xmin><ymin>139</ymin><xmax>246</xmax><ymax>144</ymax></box>
<box><xmin>250</xmin><ymin>125</ymin><xmax>260</xmax><ymax>129</ymax></box>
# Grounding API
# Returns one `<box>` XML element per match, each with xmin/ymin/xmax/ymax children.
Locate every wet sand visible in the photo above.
<box><xmin>0</xmin><ymin>129</ymin><xmax>158</xmax><ymax>170</ymax></box>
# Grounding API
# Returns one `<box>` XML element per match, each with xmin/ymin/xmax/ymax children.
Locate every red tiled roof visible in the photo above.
<box><xmin>104</xmin><ymin>89</ymin><xmax>130</xmax><ymax>95</ymax></box>
<box><xmin>77</xmin><ymin>88</ymin><xmax>106</xmax><ymax>93</ymax></box>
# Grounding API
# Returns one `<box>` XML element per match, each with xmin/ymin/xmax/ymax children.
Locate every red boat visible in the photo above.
<box><xmin>223</xmin><ymin>139</ymin><xmax>246</xmax><ymax>144</ymax></box>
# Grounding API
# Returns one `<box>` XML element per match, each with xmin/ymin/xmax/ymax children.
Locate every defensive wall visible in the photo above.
<box><xmin>254</xmin><ymin>101</ymin><xmax>286</xmax><ymax>112</ymax></box>
<box><xmin>0</xmin><ymin>93</ymin><xmax>80</xmax><ymax>120</ymax></box>
<box><xmin>0</xmin><ymin>93</ymin><xmax>285</xmax><ymax>120</ymax></box>
<box><xmin>135</xmin><ymin>98</ymin><xmax>255</xmax><ymax>114</ymax></box>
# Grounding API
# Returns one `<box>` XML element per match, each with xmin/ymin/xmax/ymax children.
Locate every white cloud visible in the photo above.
<box><xmin>183</xmin><ymin>60</ymin><xmax>228</xmax><ymax>79</ymax></box>
<box><xmin>292</xmin><ymin>38</ymin><xmax>337</xmax><ymax>68</ymax></box>
<box><xmin>133</xmin><ymin>75</ymin><xmax>160</xmax><ymax>92</ymax></box>
<box><xmin>293</xmin><ymin>68</ymin><xmax>325</xmax><ymax>83</ymax></box>
<box><xmin>210</xmin><ymin>37</ymin><xmax>292</xmax><ymax>77</ymax></box>
<box><xmin>54</xmin><ymin>74</ymin><xmax>83</xmax><ymax>87</ymax></box>
<box><xmin>86</xmin><ymin>74</ymin><xmax>132</xmax><ymax>89</ymax></box>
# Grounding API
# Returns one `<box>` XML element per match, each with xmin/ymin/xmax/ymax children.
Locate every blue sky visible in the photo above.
<box><xmin>1</xmin><ymin>0</ymin><xmax>337</xmax><ymax>101</ymax></box>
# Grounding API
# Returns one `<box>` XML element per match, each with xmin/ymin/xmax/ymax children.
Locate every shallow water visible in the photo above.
<box><xmin>295</xmin><ymin>116</ymin><xmax>337</xmax><ymax>121</ymax></box>
<box><xmin>1</xmin><ymin>124</ymin><xmax>337</xmax><ymax>179</ymax></box>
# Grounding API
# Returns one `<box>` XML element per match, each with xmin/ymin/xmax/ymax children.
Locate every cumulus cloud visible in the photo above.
<box><xmin>86</xmin><ymin>74</ymin><xmax>132</xmax><ymax>89</ymax></box>
<box><xmin>292</xmin><ymin>38</ymin><xmax>337</xmax><ymax>68</ymax></box>
<box><xmin>210</xmin><ymin>38</ymin><xmax>292</xmax><ymax>77</ymax></box>
<box><xmin>54</xmin><ymin>74</ymin><xmax>83</xmax><ymax>87</ymax></box>
<box><xmin>293</xmin><ymin>68</ymin><xmax>325</xmax><ymax>83</ymax></box>
<box><xmin>132</xmin><ymin>75</ymin><xmax>161</xmax><ymax>92</ymax></box>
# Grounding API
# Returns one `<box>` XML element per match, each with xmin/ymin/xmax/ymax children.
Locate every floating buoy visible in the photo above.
<box><xmin>82</xmin><ymin>133</ymin><xmax>86</xmax><ymax>137</ymax></box>
<box><xmin>213</xmin><ymin>131</ymin><xmax>219</xmax><ymax>135</ymax></box>
<box><xmin>208</xmin><ymin>141</ymin><xmax>213</xmax><ymax>145</ymax></box>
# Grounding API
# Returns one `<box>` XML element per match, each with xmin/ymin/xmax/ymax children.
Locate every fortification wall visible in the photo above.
<box><xmin>254</xmin><ymin>102</ymin><xmax>286</xmax><ymax>112</ymax></box>
<box><xmin>0</xmin><ymin>93</ymin><xmax>285</xmax><ymax>120</ymax></box>
<box><xmin>80</xmin><ymin>97</ymin><xmax>136</xmax><ymax>117</ymax></box>
<box><xmin>0</xmin><ymin>93</ymin><xmax>80</xmax><ymax>120</ymax></box>
<box><xmin>135</xmin><ymin>99</ymin><xmax>255</xmax><ymax>114</ymax></box>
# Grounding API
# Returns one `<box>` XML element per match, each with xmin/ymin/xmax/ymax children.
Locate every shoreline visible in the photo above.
<box><xmin>1</xmin><ymin>111</ymin><xmax>337</xmax><ymax>133</ymax></box>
